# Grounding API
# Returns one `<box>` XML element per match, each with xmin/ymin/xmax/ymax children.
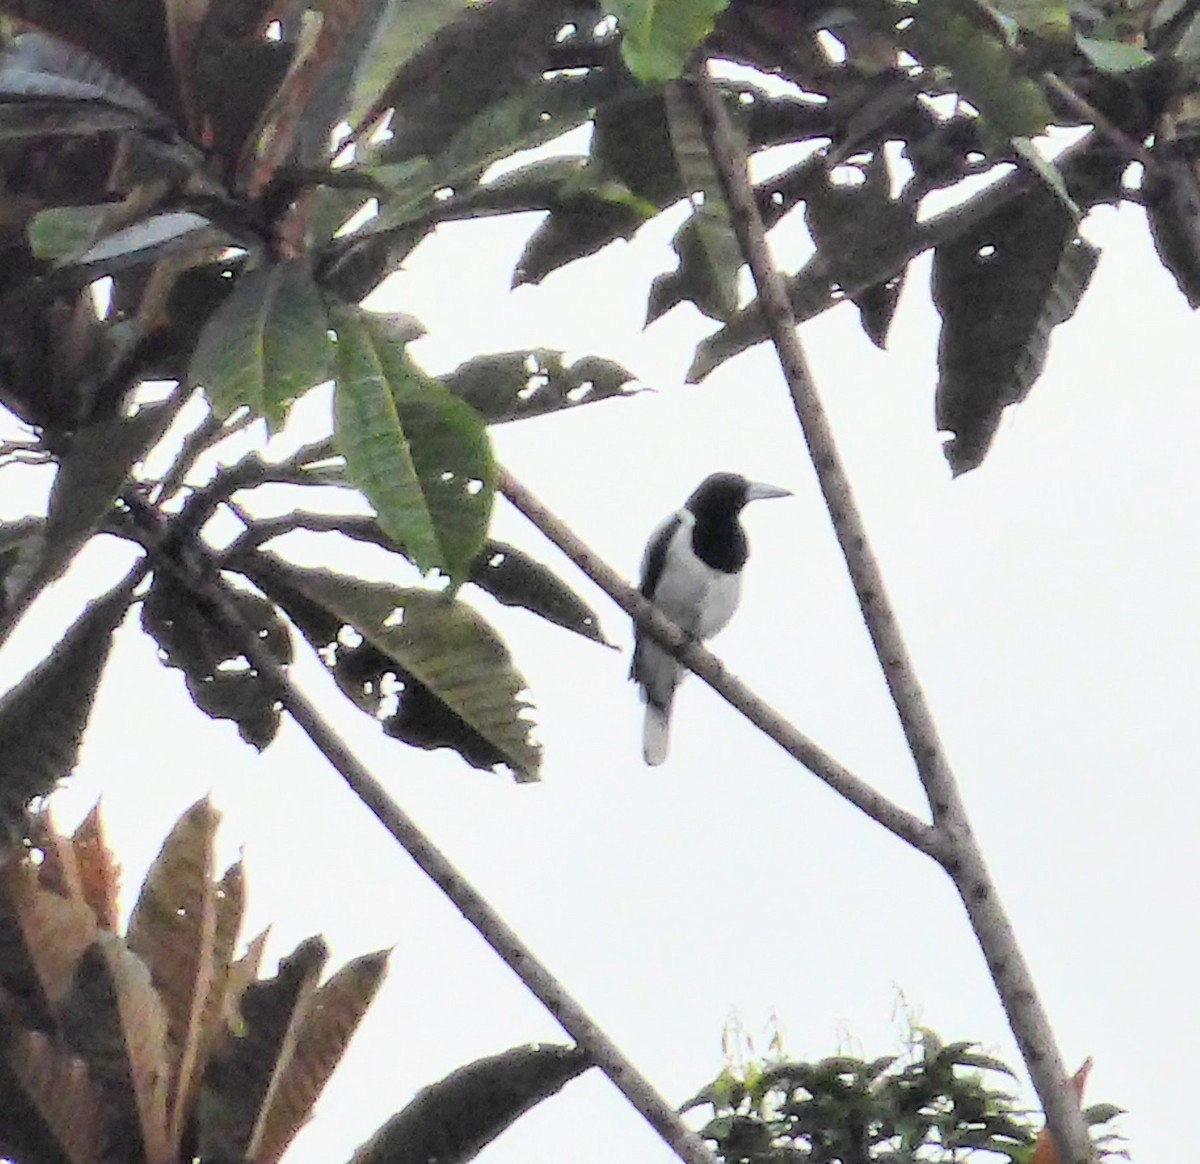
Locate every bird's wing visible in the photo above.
<box><xmin>637</xmin><ymin>512</ymin><xmax>683</xmax><ymax>601</ymax></box>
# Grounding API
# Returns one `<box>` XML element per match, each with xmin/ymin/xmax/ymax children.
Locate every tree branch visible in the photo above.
<box><xmin>691</xmin><ymin>71</ymin><xmax>1095</xmax><ymax>1164</ymax></box>
<box><xmin>497</xmin><ymin>468</ymin><xmax>942</xmax><ymax>860</ymax></box>
<box><xmin>123</xmin><ymin>495</ymin><xmax>719</xmax><ymax>1164</ymax></box>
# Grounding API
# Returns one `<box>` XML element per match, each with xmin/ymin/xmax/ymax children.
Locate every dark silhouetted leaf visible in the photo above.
<box><xmin>805</xmin><ymin>151</ymin><xmax>916</xmax><ymax>349</ymax></box>
<box><xmin>349</xmin><ymin>1044</ymin><xmax>591</xmax><ymax>1164</ymax></box>
<box><xmin>440</xmin><ymin>349</ymin><xmax>640</xmax><ymax>423</ymax></box>
<box><xmin>1145</xmin><ymin>131</ymin><xmax>1200</xmax><ymax>307</ymax></box>
<box><xmin>331</xmin><ymin>306</ymin><xmax>494</xmax><ymax>585</ymax></box>
<box><xmin>140</xmin><ymin>572</ymin><xmax>292</xmax><ymax>750</ymax></box>
<box><xmin>0</xmin><ymin>583</ymin><xmax>132</xmax><ymax>839</ymax></box>
<box><xmin>9</xmin><ymin>401</ymin><xmax>181</xmax><ymax>617</ymax></box>
<box><xmin>470</xmin><ymin>541</ymin><xmax>610</xmax><ymax>645</ymax></box>
<box><xmin>0</xmin><ymin>98</ymin><xmax>148</xmax><ymax>139</ymax></box>
<box><xmin>252</xmin><ymin>948</ymin><xmax>390</xmax><ymax>1164</ymax></box>
<box><xmin>197</xmin><ymin>937</ymin><xmax>329</xmax><ymax>1159</ymax></box>
<box><xmin>933</xmin><ymin>189</ymin><xmax>1099</xmax><ymax>474</ymax></box>
<box><xmin>187</xmin><ymin>259</ymin><xmax>333</xmax><ymax>432</ymax></box>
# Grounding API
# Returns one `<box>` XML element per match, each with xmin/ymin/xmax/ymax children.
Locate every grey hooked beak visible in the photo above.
<box><xmin>744</xmin><ymin>481</ymin><xmax>792</xmax><ymax>502</ymax></box>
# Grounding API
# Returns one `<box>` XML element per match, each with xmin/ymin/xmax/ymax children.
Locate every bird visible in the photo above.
<box><xmin>631</xmin><ymin>472</ymin><xmax>791</xmax><ymax>765</ymax></box>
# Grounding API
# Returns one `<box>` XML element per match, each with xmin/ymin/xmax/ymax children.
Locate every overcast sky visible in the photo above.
<box><xmin>0</xmin><ymin>141</ymin><xmax>1194</xmax><ymax>1164</ymax></box>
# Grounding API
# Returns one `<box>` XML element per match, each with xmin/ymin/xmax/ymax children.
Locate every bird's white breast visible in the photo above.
<box><xmin>651</xmin><ymin>512</ymin><xmax>742</xmax><ymax>640</ymax></box>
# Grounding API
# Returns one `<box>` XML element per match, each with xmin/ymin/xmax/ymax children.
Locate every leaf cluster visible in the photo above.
<box><xmin>1</xmin><ymin>0</ymin><xmax>1198</xmax><ymax>822</ymax></box>
<box><xmin>683</xmin><ymin>1030</ymin><xmax>1124</xmax><ymax>1164</ymax></box>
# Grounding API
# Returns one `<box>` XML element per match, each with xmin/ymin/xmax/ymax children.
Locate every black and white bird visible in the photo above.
<box><xmin>631</xmin><ymin>472</ymin><xmax>791</xmax><ymax>765</ymax></box>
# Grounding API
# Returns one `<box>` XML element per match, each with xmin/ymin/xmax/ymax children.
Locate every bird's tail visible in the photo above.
<box><xmin>643</xmin><ymin>702</ymin><xmax>671</xmax><ymax>766</ymax></box>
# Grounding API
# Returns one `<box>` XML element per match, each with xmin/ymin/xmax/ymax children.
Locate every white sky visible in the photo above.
<box><xmin>0</xmin><ymin>154</ymin><xmax>1194</xmax><ymax>1164</ymax></box>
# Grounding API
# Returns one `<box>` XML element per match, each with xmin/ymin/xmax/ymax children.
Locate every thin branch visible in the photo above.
<box><xmin>497</xmin><ymin>468</ymin><xmax>941</xmax><ymax>860</ymax></box>
<box><xmin>1042</xmin><ymin>72</ymin><xmax>1157</xmax><ymax>173</ymax></box>
<box><xmin>691</xmin><ymin>71</ymin><xmax>1095</xmax><ymax>1164</ymax></box>
<box><xmin>123</xmin><ymin>495</ymin><xmax>719</xmax><ymax>1164</ymax></box>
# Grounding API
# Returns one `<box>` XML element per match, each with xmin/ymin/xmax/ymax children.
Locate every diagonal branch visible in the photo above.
<box><xmin>690</xmin><ymin>71</ymin><xmax>1095</xmax><ymax>1164</ymax></box>
<box><xmin>497</xmin><ymin>468</ymin><xmax>941</xmax><ymax>860</ymax></box>
<box><xmin>121</xmin><ymin>494</ymin><xmax>718</xmax><ymax>1164</ymax></box>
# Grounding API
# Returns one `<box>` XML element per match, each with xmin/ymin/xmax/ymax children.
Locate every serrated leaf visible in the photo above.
<box><xmin>603</xmin><ymin>0</ymin><xmax>731</xmax><ymax>82</ymax></box>
<box><xmin>331</xmin><ymin>307</ymin><xmax>493</xmax><ymax>584</ymax></box>
<box><xmin>198</xmin><ymin>936</ymin><xmax>328</xmax><ymax>1159</ymax></box>
<box><xmin>125</xmin><ymin>798</ymin><xmax>219</xmax><ymax>1151</ymax></box>
<box><xmin>270</xmin><ymin>559</ymin><xmax>540</xmax><ymax>780</ymax></box>
<box><xmin>349</xmin><ymin>1044</ymin><xmax>590</xmax><ymax>1164</ymax></box>
<box><xmin>252</xmin><ymin>948</ymin><xmax>390</xmax><ymax>1164</ymax></box>
<box><xmin>187</xmin><ymin>258</ymin><xmax>333</xmax><ymax>432</ymax></box>
<box><xmin>141</xmin><ymin>571</ymin><xmax>292</xmax><ymax>750</ymax></box>
<box><xmin>0</xmin><ymin>583</ymin><xmax>132</xmax><ymax>836</ymax></box>
<box><xmin>440</xmin><ymin>349</ymin><xmax>640</xmax><ymax>423</ymax></box>
<box><xmin>932</xmin><ymin>187</ymin><xmax>1098</xmax><ymax>473</ymax></box>
<box><xmin>71</xmin><ymin>806</ymin><xmax>121</xmax><ymax>933</ymax></box>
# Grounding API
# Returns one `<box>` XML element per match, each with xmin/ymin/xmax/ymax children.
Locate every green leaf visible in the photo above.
<box><xmin>1074</xmin><ymin>33</ymin><xmax>1155</xmax><ymax>72</ymax></box>
<box><xmin>331</xmin><ymin>305</ymin><xmax>494</xmax><ymax>585</ymax></box>
<box><xmin>27</xmin><ymin>205</ymin><xmax>110</xmax><ymax>261</ymax></box>
<box><xmin>0</xmin><ymin>581</ymin><xmax>132</xmax><ymax>838</ymax></box>
<box><xmin>440</xmin><ymin>350</ymin><xmax>640</xmax><ymax>423</ymax></box>
<box><xmin>187</xmin><ymin>258</ymin><xmax>333</xmax><ymax>432</ymax></box>
<box><xmin>272</xmin><ymin>560</ymin><xmax>541</xmax><ymax>780</ymax></box>
<box><xmin>989</xmin><ymin>0</ymin><xmax>1071</xmax><ymax>36</ymax></box>
<box><xmin>603</xmin><ymin>0</ymin><xmax>731</xmax><ymax>82</ymax></box>
<box><xmin>905</xmin><ymin>0</ymin><xmax>1056</xmax><ymax>140</ymax></box>
<box><xmin>349</xmin><ymin>1045</ymin><xmax>590</xmax><ymax>1164</ymax></box>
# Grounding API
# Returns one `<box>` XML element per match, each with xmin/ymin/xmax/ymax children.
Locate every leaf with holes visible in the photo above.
<box><xmin>140</xmin><ymin>571</ymin><xmax>293</xmax><ymax>750</ymax></box>
<box><xmin>255</xmin><ymin>557</ymin><xmax>541</xmax><ymax>780</ymax></box>
<box><xmin>471</xmin><ymin>541</ymin><xmax>611</xmax><ymax>645</ymax></box>
<box><xmin>440</xmin><ymin>349</ymin><xmax>640</xmax><ymax>423</ymax></box>
<box><xmin>804</xmin><ymin>151</ymin><xmax>916</xmax><ymax>348</ymax></box>
<box><xmin>251</xmin><ymin>949</ymin><xmax>390</xmax><ymax>1164</ymax></box>
<box><xmin>349</xmin><ymin>1044</ymin><xmax>591</xmax><ymax>1164</ymax></box>
<box><xmin>603</xmin><ymin>0</ymin><xmax>731</xmax><ymax>81</ymax></box>
<box><xmin>332</xmin><ymin>305</ymin><xmax>494</xmax><ymax>585</ymax></box>
<box><xmin>187</xmin><ymin>258</ymin><xmax>333</xmax><ymax>432</ymax></box>
<box><xmin>933</xmin><ymin>187</ymin><xmax>1098</xmax><ymax>474</ymax></box>
<box><xmin>0</xmin><ymin>582</ymin><xmax>132</xmax><ymax>840</ymax></box>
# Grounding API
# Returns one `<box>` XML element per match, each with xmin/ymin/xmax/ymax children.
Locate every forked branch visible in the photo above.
<box><xmin>689</xmin><ymin>71</ymin><xmax>1093</xmax><ymax>1164</ymax></box>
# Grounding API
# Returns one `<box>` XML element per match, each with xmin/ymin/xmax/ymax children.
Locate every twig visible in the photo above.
<box><xmin>691</xmin><ymin>70</ymin><xmax>1095</xmax><ymax>1164</ymax></box>
<box><xmin>123</xmin><ymin>496</ymin><xmax>719</xmax><ymax>1164</ymax></box>
<box><xmin>497</xmin><ymin>468</ymin><xmax>941</xmax><ymax>859</ymax></box>
<box><xmin>1042</xmin><ymin>72</ymin><xmax>1157</xmax><ymax>173</ymax></box>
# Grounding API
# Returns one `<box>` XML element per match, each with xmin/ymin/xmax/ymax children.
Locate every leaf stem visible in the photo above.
<box><xmin>691</xmin><ymin>68</ymin><xmax>1094</xmax><ymax>1164</ymax></box>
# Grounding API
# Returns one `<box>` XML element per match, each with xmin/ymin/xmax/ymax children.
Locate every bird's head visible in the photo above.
<box><xmin>686</xmin><ymin>472</ymin><xmax>791</xmax><ymax>519</ymax></box>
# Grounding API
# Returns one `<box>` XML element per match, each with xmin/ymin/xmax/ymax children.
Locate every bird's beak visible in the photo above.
<box><xmin>744</xmin><ymin>481</ymin><xmax>792</xmax><ymax>502</ymax></box>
